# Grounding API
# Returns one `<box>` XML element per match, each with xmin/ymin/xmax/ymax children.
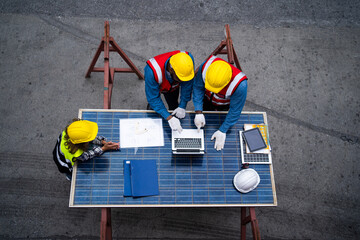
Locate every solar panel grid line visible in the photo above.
<box><xmin>70</xmin><ymin>110</ymin><xmax>276</xmax><ymax>207</ymax></box>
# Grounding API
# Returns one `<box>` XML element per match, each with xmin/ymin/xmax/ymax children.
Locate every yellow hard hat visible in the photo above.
<box><xmin>169</xmin><ymin>52</ymin><xmax>194</xmax><ymax>81</ymax></box>
<box><xmin>205</xmin><ymin>60</ymin><xmax>232</xmax><ymax>93</ymax></box>
<box><xmin>67</xmin><ymin>120</ymin><xmax>98</xmax><ymax>144</ymax></box>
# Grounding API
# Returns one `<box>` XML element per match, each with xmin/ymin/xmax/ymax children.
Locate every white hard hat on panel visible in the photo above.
<box><xmin>233</xmin><ymin>168</ymin><xmax>260</xmax><ymax>193</ymax></box>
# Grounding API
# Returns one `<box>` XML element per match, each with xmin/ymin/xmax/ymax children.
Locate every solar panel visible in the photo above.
<box><xmin>69</xmin><ymin>110</ymin><xmax>277</xmax><ymax>207</ymax></box>
<box><xmin>239</xmin><ymin>131</ymin><xmax>272</xmax><ymax>164</ymax></box>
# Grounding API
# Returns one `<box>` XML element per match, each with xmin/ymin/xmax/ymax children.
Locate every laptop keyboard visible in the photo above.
<box><xmin>174</xmin><ymin>138</ymin><xmax>202</xmax><ymax>149</ymax></box>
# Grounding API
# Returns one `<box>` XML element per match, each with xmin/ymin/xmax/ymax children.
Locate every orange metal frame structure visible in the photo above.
<box><xmin>85</xmin><ymin>21</ymin><xmax>144</xmax><ymax>109</ymax></box>
<box><xmin>213</xmin><ymin>25</ymin><xmax>260</xmax><ymax>240</ymax></box>
<box><xmin>196</xmin><ymin>24</ymin><xmax>242</xmax><ymax>73</ymax></box>
<box><xmin>85</xmin><ymin>21</ymin><xmax>144</xmax><ymax>240</ymax></box>
<box><xmin>86</xmin><ymin>23</ymin><xmax>261</xmax><ymax>240</ymax></box>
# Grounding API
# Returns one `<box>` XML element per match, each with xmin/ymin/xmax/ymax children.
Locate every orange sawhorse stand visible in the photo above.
<box><xmin>205</xmin><ymin>25</ymin><xmax>261</xmax><ymax>240</ymax></box>
<box><xmin>100</xmin><ymin>208</ymin><xmax>112</xmax><ymax>240</ymax></box>
<box><xmin>85</xmin><ymin>21</ymin><xmax>144</xmax><ymax>240</ymax></box>
<box><xmin>241</xmin><ymin>207</ymin><xmax>261</xmax><ymax>240</ymax></box>
<box><xmin>85</xmin><ymin>21</ymin><xmax>144</xmax><ymax>109</ymax></box>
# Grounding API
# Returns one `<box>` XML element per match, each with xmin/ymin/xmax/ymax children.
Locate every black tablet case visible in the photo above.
<box><xmin>242</xmin><ymin>127</ymin><xmax>267</xmax><ymax>152</ymax></box>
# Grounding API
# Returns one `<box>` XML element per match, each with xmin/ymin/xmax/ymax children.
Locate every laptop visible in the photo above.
<box><xmin>172</xmin><ymin>129</ymin><xmax>205</xmax><ymax>154</ymax></box>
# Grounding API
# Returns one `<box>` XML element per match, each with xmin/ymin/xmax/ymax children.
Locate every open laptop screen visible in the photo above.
<box><xmin>172</xmin><ymin>129</ymin><xmax>204</xmax><ymax>154</ymax></box>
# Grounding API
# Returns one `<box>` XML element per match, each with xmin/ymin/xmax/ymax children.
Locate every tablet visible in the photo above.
<box><xmin>242</xmin><ymin>127</ymin><xmax>267</xmax><ymax>152</ymax></box>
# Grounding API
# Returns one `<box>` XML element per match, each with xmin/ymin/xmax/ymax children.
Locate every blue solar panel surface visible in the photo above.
<box><xmin>70</xmin><ymin>110</ymin><xmax>276</xmax><ymax>207</ymax></box>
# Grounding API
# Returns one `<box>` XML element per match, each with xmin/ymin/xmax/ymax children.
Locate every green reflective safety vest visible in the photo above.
<box><xmin>60</xmin><ymin>131</ymin><xmax>84</xmax><ymax>166</ymax></box>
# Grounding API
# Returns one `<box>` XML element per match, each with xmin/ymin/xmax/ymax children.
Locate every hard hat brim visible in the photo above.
<box><xmin>177</xmin><ymin>70</ymin><xmax>194</xmax><ymax>81</ymax></box>
<box><xmin>205</xmin><ymin>81</ymin><xmax>225</xmax><ymax>93</ymax></box>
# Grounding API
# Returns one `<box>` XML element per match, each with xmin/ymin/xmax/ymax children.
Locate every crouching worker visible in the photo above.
<box><xmin>53</xmin><ymin>119</ymin><xmax>120</xmax><ymax>181</ymax></box>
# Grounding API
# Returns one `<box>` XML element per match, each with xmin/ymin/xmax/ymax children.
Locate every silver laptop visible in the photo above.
<box><xmin>172</xmin><ymin>129</ymin><xmax>205</xmax><ymax>154</ymax></box>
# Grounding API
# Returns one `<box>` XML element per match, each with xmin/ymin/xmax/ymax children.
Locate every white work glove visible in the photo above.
<box><xmin>168</xmin><ymin>117</ymin><xmax>183</xmax><ymax>133</ymax></box>
<box><xmin>194</xmin><ymin>114</ymin><xmax>206</xmax><ymax>132</ymax></box>
<box><xmin>211</xmin><ymin>130</ymin><xmax>226</xmax><ymax>151</ymax></box>
<box><xmin>172</xmin><ymin>107</ymin><xmax>186</xmax><ymax>119</ymax></box>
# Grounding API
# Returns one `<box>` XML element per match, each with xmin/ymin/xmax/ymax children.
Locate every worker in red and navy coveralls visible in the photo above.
<box><xmin>193</xmin><ymin>56</ymin><xmax>248</xmax><ymax>151</ymax></box>
<box><xmin>145</xmin><ymin>51</ymin><xmax>195</xmax><ymax>133</ymax></box>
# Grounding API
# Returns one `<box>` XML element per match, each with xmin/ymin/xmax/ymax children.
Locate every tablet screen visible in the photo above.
<box><xmin>242</xmin><ymin>128</ymin><xmax>267</xmax><ymax>152</ymax></box>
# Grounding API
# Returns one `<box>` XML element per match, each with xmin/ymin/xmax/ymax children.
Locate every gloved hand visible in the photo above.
<box><xmin>172</xmin><ymin>107</ymin><xmax>186</xmax><ymax>119</ymax></box>
<box><xmin>168</xmin><ymin>116</ymin><xmax>183</xmax><ymax>133</ymax></box>
<box><xmin>194</xmin><ymin>114</ymin><xmax>206</xmax><ymax>132</ymax></box>
<box><xmin>211</xmin><ymin>130</ymin><xmax>226</xmax><ymax>151</ymax></box>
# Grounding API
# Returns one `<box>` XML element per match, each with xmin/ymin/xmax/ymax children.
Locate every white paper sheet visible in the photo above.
<box><xmin>119</xmin><ymin>118</ymin><xmax>164</xmax><ymax>148</ymax></box>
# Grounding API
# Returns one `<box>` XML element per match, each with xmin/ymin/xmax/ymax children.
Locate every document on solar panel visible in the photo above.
<box><xmin>119</xmin><ymin>118</ymin><xmax>164</xmax><ymax>148</ymax></box>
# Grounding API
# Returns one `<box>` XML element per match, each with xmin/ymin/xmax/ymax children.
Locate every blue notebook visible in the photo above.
<box><xmin>123</xmin><ymin>160</ymin><xmax>159</xmax><ymax>197</ymax></box>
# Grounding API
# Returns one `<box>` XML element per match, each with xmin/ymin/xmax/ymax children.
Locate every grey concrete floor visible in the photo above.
<box><xmin>0</xmin><ymin>1</ymin><xmax>359</xmax><ymax>239</ymax></box>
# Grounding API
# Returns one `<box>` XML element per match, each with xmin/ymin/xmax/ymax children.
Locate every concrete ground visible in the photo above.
<box><xmin>0</xmin><ymin>1</ymin><xmax>359</xmax><ymax>239</ymax></box>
